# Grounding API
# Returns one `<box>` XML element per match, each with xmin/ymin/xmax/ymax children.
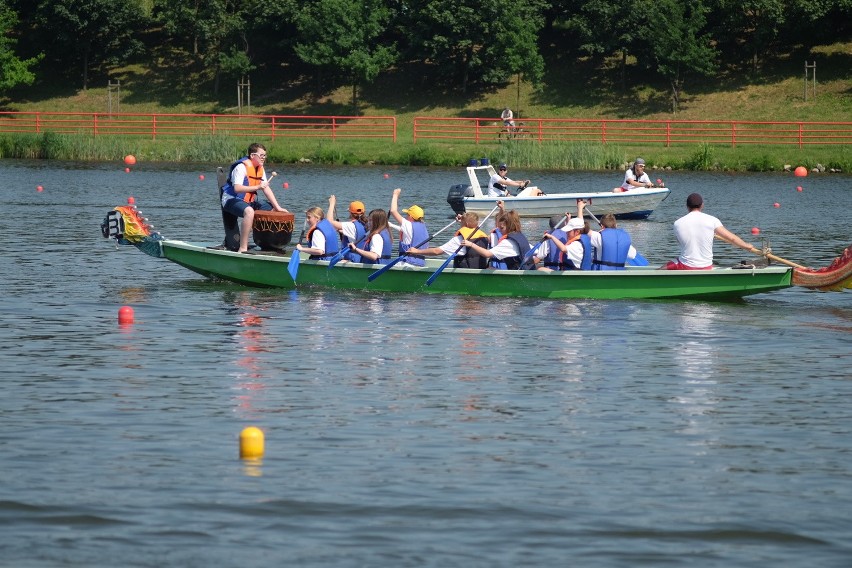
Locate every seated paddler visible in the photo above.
<box><xmin>390</xmin><ymin>187</ymin><xmax>429</xmax><ymax>267</ymax></box>
<box><xmin>461</xmin><ymin>205</ymin><xmax>535</xmax><ymax>270</ymax></box>
<box><xmin>407</xmin><ymin>212</ymin><xmax>490</xmax><ymax>269</ymax></box>
<box><xmin>296</xmin><ymin>206</ymin><xmax>340</xmax><ymax>260</ymax></box>
<box><xmin>327</xmin><ymin>195</ymin><xmax>368</xmax><ymax>263</ymax></box>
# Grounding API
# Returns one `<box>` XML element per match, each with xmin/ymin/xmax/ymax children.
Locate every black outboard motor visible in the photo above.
<box><xmin>447</xmin><ymin>184</ymin><xmax>473</xmax><ymax>215</ymax></box>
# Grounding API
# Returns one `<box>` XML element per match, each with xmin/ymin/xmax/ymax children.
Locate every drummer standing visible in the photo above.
<box><xmin>221</xmin><ymin>142</ymin><xmax>289</xmax><ymax>253</ymax></box>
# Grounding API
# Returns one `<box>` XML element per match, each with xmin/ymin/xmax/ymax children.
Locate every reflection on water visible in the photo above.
<box><xmin>0</xmin><ymin>162</ymin><xmax>850</xmax><ymax>567</ymax></box>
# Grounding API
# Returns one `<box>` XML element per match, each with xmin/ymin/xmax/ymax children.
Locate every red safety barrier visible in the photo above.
<box><xmin>413</xmin><ymin>117</ymin><xmax>852</xmax><ymax>148</ymax></box>
<box><xmin>0</xmin><ymin>112</ymin><xmax>397</xmax><ymax>142</ymax></box>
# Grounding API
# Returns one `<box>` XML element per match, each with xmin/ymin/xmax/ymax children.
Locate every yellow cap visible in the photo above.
<box><xmin>402</xmin><ymin>205</ymin><xmax>424</xmax><ymax>220</ymax></box>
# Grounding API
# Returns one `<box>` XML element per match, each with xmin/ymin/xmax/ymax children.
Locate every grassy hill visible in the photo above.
<box><xmin>2</xmin><ymin>40</ymin><xmax>851</xmax><ymax>170</ymax></box>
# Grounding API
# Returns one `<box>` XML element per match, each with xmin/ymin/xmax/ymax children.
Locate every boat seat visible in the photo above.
<box><xmin>217</xmin><ymin>166</ymin><xmax>241</xmax><ymax>251</ymax></box>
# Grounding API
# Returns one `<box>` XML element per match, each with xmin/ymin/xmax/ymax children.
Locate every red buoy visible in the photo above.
<box><xmin>127</xmin><ymin>196</ymin><xmax>135</xmax><ymax>205</ymax></box>
<box><xmin>37</xmin><ymin>185</ymin><xmax>44</xmax><ymax>192</ymax></box>
<box><xmin>124</xmin><ymin>155</ymin><xmax>137</xmax><ymax>166</ymax></box>
<box><xmin>796</xmin><ymin>186</ymin><xmax>803</xmax><ymax>192</ymax></box>
<box><xmin>118</xmin><ymin>306</ymin><xmax>134</xmax><ymax>324</ymax></box>
<box><xmin>199</xmin><ymin>174</ymin><xmax>205</xmax><ymax>181</ymax></box>
<box><xmin>283</xmin><ymin>182</ymin><xmax>289</xmax><ymax>189</ymax></box>
<box><xmin>774</xmin><ymin>202</ymin><xmax>780</xmax><ymax>208</ymax></box>
<box><xmin>383</xmin><ymin>173</ymin><xmax>390</xmax><ymax>179</ymax></box>
<box><xmin>794</xmin><ymin>166</ymin><xmax>807</xmax><ymax>177</ymax></box>
<box><xmin>125</xmin><ymin>167</ymin><xmax>131</xmax><ymax>173</ymax></box>
<box><xmin>751</xmin><ymin>227</ymin><xmax>760</xmax><ymax>235</ymax></box>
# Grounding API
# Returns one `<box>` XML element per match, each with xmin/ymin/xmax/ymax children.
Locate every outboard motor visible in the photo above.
<box><xmin>447</xmin><ymin>184</ymin><xmax>473</xmax><ymax>215</ymax></box>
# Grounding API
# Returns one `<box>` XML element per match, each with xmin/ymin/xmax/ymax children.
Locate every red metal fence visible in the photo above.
<box><xmin>0</xmin><ymin>112</ymin><xmax>397</xmax><ymax>142</ymax></box>
<box><xmin>2</xmin><ymin>112</ymin><xmax>850</xmax><ymax>148</ymax></box>
<box><xmin>413</xmin><ymin>117</ymin><xmax>852</xmax><ymax>148</ymax></box>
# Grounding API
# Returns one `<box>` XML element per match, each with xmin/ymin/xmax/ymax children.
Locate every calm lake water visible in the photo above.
<box><xmin>1</xmin><ymin>159</ymin><xmax>850</xmax><ymax>567</ymax></box>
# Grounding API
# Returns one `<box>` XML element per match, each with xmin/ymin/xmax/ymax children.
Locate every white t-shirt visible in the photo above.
<box><xmin>398</xmin><ymin>219</ymin><xmax>415</xmax><ymax>245</ymax></box>
<box><xmin>309</xmin><ymin>227</ymin><xmax>326</xmax><ymax>252</ymax></box>
<box><xmin>488</xmin><ymin>174</ymin><xmax>510</xmax><ymax>197</ymax></box>
<box><xmin>490</xmin><ymin>238</ymin><xmax>524</xmax><ymax>260</ymax></box>
<box><xmin>563</xmin><ymin>238</ymin><xmax>585</xmax><ymax>267</ymax></box>
<box><xmin>439</xmin><ymin>235</ymin><xmax>464</xmax><ymax>256</ymax></box>
<box><xmin>339</xmin><ymin>220</ymin><xmax>358</xmax><ymax>240</ymax></box>
<box><xmin>621</xmin><ymin>167</ymin><xmax>651</xmax><ymax>190</ymax></box>
<box><xmin>673</xmin><ymin>210</ymin><xmax>722</xmax><ymax>268</ymax></box>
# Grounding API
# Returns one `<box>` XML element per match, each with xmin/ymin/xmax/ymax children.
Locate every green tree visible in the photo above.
<box><xmin>294</xmin><ymin>0</ymin><xmax>397</xmax><ymax>111</ymax></box>
<box><xmin>0</xmin><ymin>1</ymin><xmax>42</xmax><ymax>93</ymax></box>
<box><xmin>35</xmin><ymin>0</ymin><xmax>147</xmax><ymax>90</ymax></box>
<box><xmin>406</xmin><ymin>0</ymin><xmax>546</xmax><ymax>93</ymax></box>
<box><xmin>637</xmin><ymin>0</ymin><xmax>717</xmax><ymax>112</ymax></box>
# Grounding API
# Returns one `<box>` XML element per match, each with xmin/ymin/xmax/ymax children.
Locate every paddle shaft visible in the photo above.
<box><xmin>714</xmin><ymin>235</ymin><xmax>805</xmax><ymax>269</ymax></box>
<box><xmin>367</xmin><ymin>218</ymin><xmax>459</xmax><ymax>281</ymax></box>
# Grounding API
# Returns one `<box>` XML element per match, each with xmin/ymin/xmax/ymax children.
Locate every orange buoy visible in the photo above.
<box><xmin>794</xmin><ymin>166</ymin><xmax>807</xmax><ymax>177</ymax></box>
<box><xmin>124</xmin><ymin>155</ymin><xmax>137</xmax><ymax>165</ymax></box>
<box><xmin>127</xmin><ymin>196</ymin><xmax>135</xmax><ymax>205</ymax></box>
<box><xmin>118</xmin><ymin>305</ymin><xmax>134</xmax><ymax>324</ymax></box>
<box><xmin>240</xmin><ymin>427</ymin><xmax>265</xmax><ymax>458</ymax></box>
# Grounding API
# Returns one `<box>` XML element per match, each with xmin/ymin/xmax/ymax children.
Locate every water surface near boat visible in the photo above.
<box><xmin>1</xmin><ymin>161</ymin><xmax>850</xmax><ymax>567</ymax></box>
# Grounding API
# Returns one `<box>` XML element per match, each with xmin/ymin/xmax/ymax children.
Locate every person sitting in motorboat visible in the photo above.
<box><xmin>461</xmin><ymin>203</ymin><xmax>535</xmax><ymax>270</ymax></box>
<box><xmin>296</xmin><ymin>206</ymin><xmax>340</xmax><ymax>260</ymax></box>
<box><xmin>488</xmin><ymin>163</ymin><xmax>542</xmax><ymax>197</ymax></box>
<box><xmin>616</xmin><ymin>157</ymin><xmax>654</xmax><ymax>192</ymax></box>
<box><xmin>326</xmin><ymin>195</ymin><xmax>368</xmax><ymax>263</ymax></box>
<box><xmin>407</xmin><ymin>212</ymin><xmax>490</xmax><ymax>269</ymax></box>
<box><xmin>347</xmin><ymin>209</ymin><xmax>393</xmax><ymax>265</ymax></box>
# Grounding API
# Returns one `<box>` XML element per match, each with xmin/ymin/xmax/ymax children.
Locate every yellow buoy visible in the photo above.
<box><xmin>239</xmin><ymin>426</ymin><xmax>265</xmax><ymax>458</ymax></box>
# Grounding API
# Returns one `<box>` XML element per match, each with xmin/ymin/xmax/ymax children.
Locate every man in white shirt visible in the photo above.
<box><xmin>665</xmin><ymin>193</ymin><xmax>755</xmax><ymax>270</ymax></box>
<box><xmin>619</xmin><ymin>158</ymin><xmax>654</xmax><ymax>191</ymax></box>
<box><xmin>488</xmin><ymin>163</ymin><xmax>532</xmax><ymax>197</ymax></box>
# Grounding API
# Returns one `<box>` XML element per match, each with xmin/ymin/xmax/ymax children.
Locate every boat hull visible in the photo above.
<box><xmin>158</xmin><ymin>240</ymin><xmax>793</xmax><ymax>300</ymax></box>
<box><xmin>458</xmin><ymin>188</ymin><xmax>670</xmax><ymax>218</ymax></box>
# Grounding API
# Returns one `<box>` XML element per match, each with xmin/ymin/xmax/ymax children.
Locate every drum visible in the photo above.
<box><xmin>252</xmin><ymin>210</ymin><xmax>295</xmax><ymax>251</ymax></box>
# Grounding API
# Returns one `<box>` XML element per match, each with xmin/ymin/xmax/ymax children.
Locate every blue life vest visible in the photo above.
<box><xmin>502</xmin><ymin>231</ymin><xmax>535</xmax><ymax>270</ymax></box>
<box><xmin>367</xmin><ymin>229</ymin><xmax>393</xmax><ymax>265</ymax></box>
<box><xmin>593</xmin><ymin>228</ymin><xmax>631</xmax><ymax>270</ymax></box>
<box><xmin>399</xmin><ymin>221</ymin><xmax>428</xmax><ymax>266</ymax></box>
<box><xmin>342</xmin><ymin>220</ymin><xmax>367</xmax><ymax>263</ymax></box>
<box><xmin>543</xmin><ymin>228</ymin><xmax>569</xmax><ymax>270</ymax></box>
<box><xmin>564</xmin><ymin>234</ymin><xmax>592</xmax><ymax>270</ymax></box>
<box><xmin>307</xmin><ymin>219</ymin><xmax>340</xmax><ymax>260</ymax></box>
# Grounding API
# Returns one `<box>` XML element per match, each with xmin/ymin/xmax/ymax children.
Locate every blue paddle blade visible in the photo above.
<box><xmin>288</xmin><ymin>251</ymin><xmax>301</xmax><ymax>282</ymax></box>
<box><xmin>368</xmin><ymin>255</ymin><xmax>404</xmax><ymax>281</ymax></box>
<box><xmin>627</xmin><ymin>251</ymin><xmax>649</xmax><ymax>266</ymax></box>
<box><xmin>425</xmin><ymin>250</ymin><xmax>459</xmax><ymax>286</ymax></box>
<box><xmin>327</xmin><ymin>250</ymin><xmax>346</xmax><ymax>269</ymax></box>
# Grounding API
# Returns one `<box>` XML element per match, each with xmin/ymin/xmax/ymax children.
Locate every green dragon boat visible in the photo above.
<box><xmin>102</xmin><ymin>205</ymin><xmax>851</xmax><ymax>301</ymax></box>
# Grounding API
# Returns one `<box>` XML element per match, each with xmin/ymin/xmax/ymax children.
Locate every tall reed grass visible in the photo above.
<box><xmin>0</xmin><ymin>132</ymin><xmax>849</xmax><ymax>173</ymax></box>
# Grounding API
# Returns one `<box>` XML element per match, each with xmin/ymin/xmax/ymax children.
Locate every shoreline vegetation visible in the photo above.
<box><xmin>0</xmin><ymin>131</ymin><xmax>850</xmax><ymax>173</ymax></box>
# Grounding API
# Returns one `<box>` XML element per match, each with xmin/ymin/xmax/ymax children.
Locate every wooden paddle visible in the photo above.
<box><xmin>368</xmin><ymin>218</ymin><xmax>459</xmax><ymax>281</ymax></box>
<box><xmin>425</xmin><ymin>204</ymin><xmax>501</xmax><ymax>286</ymax></box>
<box><xmin>714</xmin><ymin>235</ymin><xmax>805</xmax><ymax>269</ymax></box>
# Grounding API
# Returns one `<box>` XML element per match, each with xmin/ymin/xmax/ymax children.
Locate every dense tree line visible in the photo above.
<box><xmin>2</xmin><ymin>0</ymin><xmax>850</xmax><ymax>111</ymax></box>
